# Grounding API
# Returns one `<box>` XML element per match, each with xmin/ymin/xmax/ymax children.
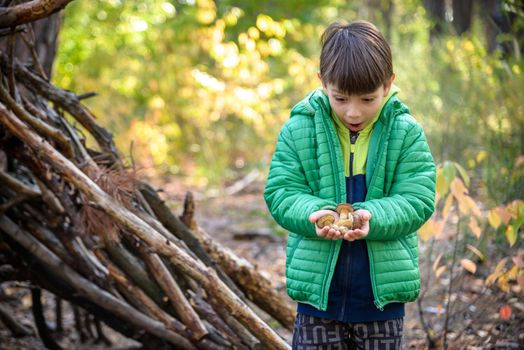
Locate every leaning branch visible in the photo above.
<box><xmin>0</xmin><ymin>0</ymin><xmax>74</xmax><ymax>29</ymax></box>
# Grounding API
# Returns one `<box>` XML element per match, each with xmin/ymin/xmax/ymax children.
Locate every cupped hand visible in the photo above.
<box><xmin>341</xmin><ymin>209</ymin><xmax>371</xmax><ymax>241</ymax></box>
<box><xmin>309</xmin><ymin>209</ymin><xmax>342</xmax><ymax>240</ymax></box>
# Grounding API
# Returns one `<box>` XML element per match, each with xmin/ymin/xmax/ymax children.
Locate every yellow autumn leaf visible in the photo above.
<box><xmin>443</xmin><ymin>193</ymin><xmax>453</xmax><ymax>219</ymax></box>
<box><xmin>435</xmin><ymin>265</ymin><xmax>446</xmax><ymax>278</ymax></box>
<box><xmin>450</xmin><ymin>177</ymin><xmax>468</xmax><ymax>199</ymax></box>
<box><xmin>518</xmin><ymin>270</ymin><xmax>524</xmax><ymax>291</ymax></box>
<box><xmin>505</xmin><ymin>226</ymin><xmax>517</xmax><ymax>247</ymax></box>
<box><xmin>476</xmin><ymin>150</ymin><xmax>487</xmax><ymax>163</ymax></box>
<box><xmin>488</xmin><ymin>209</ymin><xmax>501</xmax><ymax>229</ymax></box>
<box><xmin>457</xmin><ymin>194</ymin><xmax>470</xmax><ymax>215</ymax></box>
<box><xmin>498</xmin><ymin>273</ymin><xmax>510</xmax><ymax>293</ymax></box>
<box><xmin>466</xmin><ymin>244</ymin><xmax>485</xmax><ymax>261</ymax></box>
<box><xmin>485</xmin><ymin>258</ymin><xmax>508</xmax><ymax>285</ymax></box>
<box><xmin>508</xmin><ymin>265</ymin><xmax>518</xmax><ymax>280</ymax></box>
<box><xmin>433</xmin><ymin>219</ymin><xmax>444</xmax><ymax>240</ymax></box>
<box><xmin>436</xmin><ymin>167</ymin><xmax>449</xmax><ymax>196</ymax></box>
<box><xmin>418</xmin><ymin>219</ymin><xmax>435</xmax><ymax>242</ymax></box>
<box><xmin>464</xmin><ymin>196</ymin><xmax>481</xmax><ymax>217</ymax></box>
<box><xmin>461</xmin><ymin>259</ymin><xmax>477</xmax><ymax>274</ymax></box>
<box><xmin>468</xmin><ymin>217</ymin><xmax>482</xmax><ymax>239</ymax></box>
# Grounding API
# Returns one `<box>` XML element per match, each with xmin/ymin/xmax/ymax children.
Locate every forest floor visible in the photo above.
<box><xmin>0</xmin><ymin>179</ymin><xmax>522</xmax><ymax>349</ymax></box>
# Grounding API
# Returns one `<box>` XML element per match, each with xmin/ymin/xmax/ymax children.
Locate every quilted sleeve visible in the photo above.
<box><xmin>355</xmin><ymin>122</ymin><xmax>436</xmax><ymax>241</ymax></box>
<box><xmin>264</xmin><ymin>122</ymin><xmax>337</xmax><ymax>238</ymax></box>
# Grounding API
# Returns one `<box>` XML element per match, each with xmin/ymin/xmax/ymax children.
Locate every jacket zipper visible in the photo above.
<box><xmin>341</xmin><ymin>132</ymin><xmax>359</xmax><ymax>318</ymax></box>
<box><xmin>319</xmin><ymin>112</ymin><xmax>344</xmax><ymax>310</ymax></box>
<box><xmin>365</xmin><ymin>125</ymin><xmax>385</xmax><ymax>311</ymax></box>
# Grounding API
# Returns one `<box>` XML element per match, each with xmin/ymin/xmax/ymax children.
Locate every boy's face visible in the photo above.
<box><xmin>321</xmin><ymin>76</ymin><xmax>394</xmax><ymax>133</ymax></box>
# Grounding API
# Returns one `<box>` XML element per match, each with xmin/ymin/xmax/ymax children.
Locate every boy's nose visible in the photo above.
<box><xmin>345</xmin><ymin>106</ymin><xmax>361</xmax><ymax>119</ymax></box>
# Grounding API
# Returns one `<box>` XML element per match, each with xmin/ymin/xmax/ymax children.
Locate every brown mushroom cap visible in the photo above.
<box><xmin>336</xmin><ymin>203</ymin><xmax>354</xmax><ymax>214</ymax></box>
<box><xmin>316</xmin><ymin>214</ymin><xmax>335</xmax><ymax>228</ymax></box>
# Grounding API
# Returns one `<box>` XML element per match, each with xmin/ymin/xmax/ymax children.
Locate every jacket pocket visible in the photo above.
<box><xmin>399</xmin><ymin>237</ymin><xmax>416</xmax><ymax>268</ymax></box>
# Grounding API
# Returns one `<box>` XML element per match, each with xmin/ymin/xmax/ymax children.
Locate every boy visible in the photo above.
<box><xmin>264</xmin><ymin>20</ymin><xmax>436</xmax><ymax>349</ymax></box>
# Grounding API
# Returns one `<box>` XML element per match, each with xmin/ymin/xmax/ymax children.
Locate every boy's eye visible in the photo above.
<box><xmin>334</xmin><ymin>96</ymin><xmax>347</xmax><ymax>102</ymax></box>
<box><xmin>362</xmin><ymin>97</ymin><xmax>375</xmax><ymax>103</ymax></box>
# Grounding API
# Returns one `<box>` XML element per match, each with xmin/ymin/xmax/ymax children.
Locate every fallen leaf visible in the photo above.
<box><xmin>466</xmin><ymin>244</ymin><xmax>485</xmax><ymax>261</ymax></box>
<box><xmin>436</xmin><ymin>265</ymin><xmax>446</xmax><ymax>278</ymax></box>
<box><xmin>461</xmin><ymin>258</ymin><xmax>477</xmax><ymax>274</ymax></box>
<box><xmin>468</xmin><ymin>217</ymin><xmax>482</xmax><ymax>239</ymax></box>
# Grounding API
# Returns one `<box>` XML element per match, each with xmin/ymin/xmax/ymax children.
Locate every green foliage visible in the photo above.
<box><xmin>54</xmin><ymin>0</ymin><xmax>523</xmax><ymax>202</ymax></box>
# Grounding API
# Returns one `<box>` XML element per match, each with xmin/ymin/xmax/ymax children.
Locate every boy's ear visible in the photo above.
<box><xmin>383</xmin><ymin>74</ymin><xmax>396</xmax><ymax>96</ymax></box>
<box><xmin>318</xmin><ymin>71</ymin><xmax>327</xmax><ymax>92</ymax></box>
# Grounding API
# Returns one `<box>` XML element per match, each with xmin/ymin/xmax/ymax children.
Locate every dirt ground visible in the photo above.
<box><xmin>1</xmin><ymin>179</ymin><xmax>522</xmax><ymax>349</ymax></box>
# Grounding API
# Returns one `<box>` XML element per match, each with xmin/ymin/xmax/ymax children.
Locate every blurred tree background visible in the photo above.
<box><xmin>54</xmin><ymin>0</ymin><xmax>523</xmax><ymax>205</ymax></box>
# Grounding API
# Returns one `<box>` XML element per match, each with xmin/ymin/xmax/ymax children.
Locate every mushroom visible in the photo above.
<box><xmin>336</xmin><ymin>203</ymin><xmax>354</xmax><ymax>220</ymax></box>
<box><xmin>337</xmin><ymin>216</ymin><xmax>354</xmax><ymax>230</ymax></box>
<box><xmin>316</xmin><ymin>214</ymin><xmax>335</xmax><ymax>228</ymax></box>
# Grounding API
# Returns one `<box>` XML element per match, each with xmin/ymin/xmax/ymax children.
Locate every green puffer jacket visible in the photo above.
<box><xmin>264</xmin><ymin>88</ymin><xmax>436</xmax><ymax>310</ymax></box>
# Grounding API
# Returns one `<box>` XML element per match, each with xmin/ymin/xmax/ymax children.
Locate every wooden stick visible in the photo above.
<box><xmin>0</xmin><ymin>170</ymin><xmax>41</xmax><ymax>196</ymax></box>
<box><xmin>0</xmin><ymin>81</ymin><xmax>75</xmax><ymax>158</ymax></box>
<box><xmin>93</xmin><ymin>249</ymin><xmax>195</xmax><ymax>344</ymax></box>
<box><xmin>0</xmin><ymin>0</ymin><xmax>74</xmax><ymax>29</ymax></box>
<box><xmin>0</xmin><ymin>215</ymin><xmax>196</xmax><ymax>348</ymax></box>
<box><xmin>139</xmin><ymin>245</ymin><xmax>208</xmax><ymax>341</ymax></box>
<box><xmin>0</xmin><ymin>302</ymin><xmax>34</xmax><ymax>337</ymax></box>
<box><xmin>0</xmin><ymin>54</ymin><xmax>120</xmax><ymax>162</ymax></box>
<box><xmin>0</xmin><ymin>103</ymin><xmax>290</xmax><ymax>350</ymax></box>
<box><xmin>194</xmin><ymin>226</ymin><xmax>295</xmax><ymax>330</ymax></box>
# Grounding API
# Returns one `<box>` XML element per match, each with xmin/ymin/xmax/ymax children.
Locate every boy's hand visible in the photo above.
<box><xmin>309</xmin><ymin>209</ymin><xmax>342</xmax><ymax>240</ymax></box>
<box><xmin>342</xmin><ymin>209</ymin><xmax>371</xmax><ymax>241</ymax></box>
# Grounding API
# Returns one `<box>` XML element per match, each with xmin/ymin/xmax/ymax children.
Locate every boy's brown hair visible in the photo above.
<box><xmin>320</xmin><ymin>20</ymin><xmax>393</xmax><ymax>95</ymax></box>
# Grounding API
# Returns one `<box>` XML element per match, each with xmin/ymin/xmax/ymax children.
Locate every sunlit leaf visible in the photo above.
<box><xmin>436</xmin><ymin>167</ymin><xmax>449</xmax><ymax>196</ymax></box>
<box><xmin>466</xmin><ymin>244</ymin><xmax>485</xmax><ymax>261</ymax></box>
<box><xmin>468</xmin><ymin>217</ymin><xmax>482</xmax><ymax>239</ymax></box>
<box><xmin>457</xmin><ymin>195</ymin><xmax>470</xmax><ymax>215</ymax></box>
<box><xmin>488</xmin><ymin>209</ymin><xmax>501</xmax><ymax>229</ymax></box>
<box><xmin>498</xmin><ymin>273</ymin><xmax>510</xmax><ymax>292</ymax></box>
<box><xmin>518</xmin><ymin>270</ymin><xmax>524</xmax><ymax>291</ymax></box>
<box><xmin>464</xmin><ymin>196</ymin><xmax>481</xmax><ymax>217</ymax></box>
<box><xmin>485</xmin><ymin>258</ymin><xmax>508</xmax><ymax>285</ymax></box>
<box><xmin>419</xmin><ymin>219</ymin><xmax>435</xmax><ymax>242</ymax></box>
<box><xmin>432</xmin><ymin>253</ymin><xmax>443</xmax><ymax>271</ymax></box>
<box><xmin>443</xmin><ymin>162</ymin><xmax>457</xmax><ymax>184</ymax></box>
<box><xmin>460</xmin><ymin>258</ymin><xmax>477</xmax><ymax>274</ymax></box>
<box><xmin>505</xmin><ymin>226</ymin><xmax>517</xmax><ymax>247</ymax></box>
<box><xmin>450</xmin><ymin>177</ymin><xmax>468</xmax><ymax>201</ymax></box>
<box><xmin>435</xmin><ymin>265</ymin><xmax>446</xmax><ymax>278</ymax></box>
<box><xmin>496</xmin><ymin>207</ymin><xmax>513</xmax><ymax>225</ymax></box>
<box><xmin>476</xmin><ymin>150</ymin><xmax>487</xmax><ymax>163</ymax></box>
<box><xmin>508</xmin><ymin>265</ymin><xmax>518</xmax><ymax>280</ymax></box>
<box><xmin>454</xmin><ymin>162</ymin><xmax>470</xmax><ymax>187</ymax></box>
<box><xmin>442</xmin><ymin>193</ymin><xmax>453</xmax><ymax>219</ymax></box>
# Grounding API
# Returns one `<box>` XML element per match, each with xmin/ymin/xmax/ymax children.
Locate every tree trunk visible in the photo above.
<box><xmin>451</xmin><ymin>0</ymin><xmax>473</xmax><ymax>35</ymax></box>
<box><xmin>423</xmin><ymin>0</ymin><xmax>447</xmax><ymax>41</ymax></box>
